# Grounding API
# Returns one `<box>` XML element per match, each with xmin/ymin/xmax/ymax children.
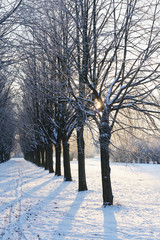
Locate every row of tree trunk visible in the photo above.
<box><xmin>23</xmin><ymin>139</ymin><xmax>72</xmax><ymax>182</ymax></box>
<box><xmin>0</xmin><ymin>151</ymin><xmax>10</xmax><ymax>163</ymax></box>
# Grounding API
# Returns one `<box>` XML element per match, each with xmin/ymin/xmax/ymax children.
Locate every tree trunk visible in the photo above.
<box><xmin>41</xmin><ymin>148</ymin><xmax>45</xmax><ymax>167</ymax></box>
<box><xmin>44</xmin><ymin>147</ymin><xmax>48</xmax><ymax>170</ymax></box>
<box><xmin>30</xmin><ymin>151</ymin><xmax>34</xmax><ymax>163</ymax></box>
<box><xmin>77</xmin><ymin>124</ymin><xmax>87</xmax><ymax>191</ymax></box>
<box><xmin>62</xmin><ymin>134</ymin><xmax>72</xmax><ymax>181</ymax></box>
<box><xmin>99</xmin><ymin>107</ymin><xmax>113</xmax><ymax>206</ymax></box>
<box><xmin>35</xmin><ymin>146</ymin><xmax>41</xmax><ymax>166</ymax></box>
<box><xmin>46</xmin><ymin>144</ymin><xmax>54</xmax><ymax>173</ymax></box>
<box><xmin>0</xmin><ymin>151</ymin><xmax>3</xmax><ymax>163</ymax></box>
<box><xmin>24</xmin><ymin>153</ymin><xmax>29</xmax><ymax>160</ymax></box>
<box><xmin>4</xmin><ymin>153</ymin><xmax>10</xmax><ymax>161</ymax></box>
<box><xmin>55</xmin><ymin>137</ymin><xmax>61</xmax><ymax>176</ymax></box>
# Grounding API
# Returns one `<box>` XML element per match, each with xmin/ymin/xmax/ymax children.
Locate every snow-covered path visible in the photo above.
<box><xmin>0</xmin><ymin>158</ymin><xmax>160</xmax><ymax>240</ymax></box>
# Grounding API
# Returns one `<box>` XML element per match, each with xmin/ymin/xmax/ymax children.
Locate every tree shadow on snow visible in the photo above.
<box><xmin>55</xmin><ymin>190</ymin><xmax>88</xmax><ymax>238</ymax></box>
<box><xmin>20</xmin><ymin>180</ymin><xmax>72</xmax><ymax>219</ymax></box>
<box><xmin>103</xmin><ymin>204</ymin><xmax>122</xmax><ymax>240</ymax></box>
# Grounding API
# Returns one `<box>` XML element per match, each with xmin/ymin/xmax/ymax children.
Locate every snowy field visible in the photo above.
<box><xmin>0</xmin><ymin>158</ymin><xmax>160</xmax><ymax>240</ymax></box>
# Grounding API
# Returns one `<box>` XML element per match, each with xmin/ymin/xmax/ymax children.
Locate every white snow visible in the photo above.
<box><xmin>0</xmin><ymin>158</ymin><xmax>160</xmax><ymax>240</ymax></box>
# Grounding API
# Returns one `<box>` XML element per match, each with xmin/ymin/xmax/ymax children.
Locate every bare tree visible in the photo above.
<box><xmin>0</xmin><ymin>0</ymin><xmax>22</xmax><ymax>163</ymax></box>
<box><xmin>0</xmin><ymin>0</ymin><xmax>22</xmax><ymax>25</ymax></box>
<box><xmin>65</xmin><ymin>0</ymin><xmax>160</xmax><ymax>205</ymax></box>
<box><xmin>16</xmin><ymin>0</ymin><xmax>76</xmax><ymax>180</ymax></box>
<box><xmin>13</xmin><ymin>0</ymin><xmax>160</xmax><ymax>206</ymax></box>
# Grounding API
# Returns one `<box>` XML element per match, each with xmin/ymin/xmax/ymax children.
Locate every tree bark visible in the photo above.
<box><xmin>99</xmin><ymin>107</ymin><xmax>113</xmax><ymax>206</ymax></box>
<box><xmin>41</xmin><ymin>148</ymin><xmax>45</xmax><ymax>167</ymax></box>
<box><xmin>46</xmin><ymin>144</ymin><xmax>54</xmax><ymax>173</ymax></box>
<box><xmin>24</xmin><ymin>153</ymin><xmax>29</xmax><ymax>160</ymax></box>
<box><xmin>62</xmin><ymin>134</ymin><xmax>72</xmax><ymax>181</ymax></box>
<box><xmin>77</xmin><ymin>124</ymin><xmax>88</xmax><ymax>191</ymax></box>
<box><xmin>4</xmin><ymin>153</ymin><xmax>10</xmax><ymax>161</ymax></box>
<box><xmin>0</xmin><ymin>151</ymin><xmax>3</xmax><ymax>163</ymax></box>
<box><xmin>30</xmin><ymin>151</ymin><xmax>34</xmax><ymax>163</ymax></box>
<box><xmin>44</xmin><ymin>146</ymin><xmax>49</xmax><ymax>170</ymax></box>
<box><xmin>55</xmin><ymin>136</ymin><xmax>61</xmax><ymax>176</ymax></box>
<box><xmin>35</xmin><ymin>146</ymin><xmax>41</xmax><ymax>166</ymax></box>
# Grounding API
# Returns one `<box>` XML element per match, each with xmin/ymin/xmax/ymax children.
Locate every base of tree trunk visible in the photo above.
<box><xmin>64</xmin><ymin>177</ymin><xmax>72</xmax><ymax>182</ymax></box>
<box><xmin>78</xmin><ymin>185</ymin><xmax>88</xmax><ymax>191</ymax></box>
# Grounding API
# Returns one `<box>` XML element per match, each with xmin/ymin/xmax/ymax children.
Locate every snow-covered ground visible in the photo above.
<box><xmin>0</xmin><ymin>157</ymin><xmax>160</xmax><ymax>240</ymax></box>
